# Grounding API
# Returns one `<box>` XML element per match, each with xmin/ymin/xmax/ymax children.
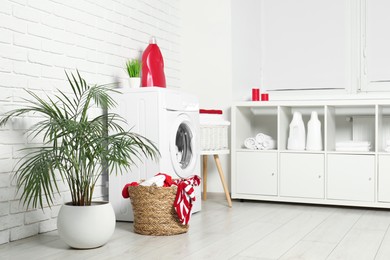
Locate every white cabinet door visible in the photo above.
<box><xmin>280</xmin><ymin>153</ymin><xmax>324</xmax><ymax>199</ymax></box>
<box><xmin>236</xmin><ymin>152</ymin><xmax>277</xmax><ymax>196</ymax></box>
<box><xmin>327</xmin><ymin>154</ymin><xmax>375</xmax><ymax>202</ymax></box>
<box><xmin>378</xmin><ymin>155</ymin><xmax>390</xmax><ymax>202</ymax></box>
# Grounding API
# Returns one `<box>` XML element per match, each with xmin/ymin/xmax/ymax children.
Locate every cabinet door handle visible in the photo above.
<box><xmin>369</xmin><ymin>177</ymin><xmax>372</xmax><ymax>181</ymax></box>
<box><xmin>318</xmin><ymin>175</ymin><xmax>321</xmax><ymax>179</ymax></box>
<box><xmin>271</xmin><ymin>173</ymin><xmax>275</xmax><ymax>176</ymax></box>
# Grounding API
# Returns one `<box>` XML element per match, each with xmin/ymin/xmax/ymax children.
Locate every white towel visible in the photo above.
<box><xmin>335</xmin><ymin>146</ymin><xmax>371</xmax><ymax>152</ymax></box>
<box><xmin>244</xmin><ymin>137</ymin><xmax>257</xmax><ymax>150</ymax></box>
<box><xmin>140</xmin><ymin>175</ymin><xmax>166</xmax><ymax>187</ymax></box>
<box><xmin>257</xmin><ymin>139</ymin><xmax>276</xmax><ymax>150</ymax></box>
<box><xmin>255</xmin><ymin>133</ymin><xmax>272</xmax><ymax>144</ymax></box>
<box><xmin>336</xmin><ymin>141</ymin><xmax>371</xmax><ymax>148</ymax></box>
<box><xmin>336</xmin><ymin>145</ymin><xmax>371</xmax><ymax>150</ymax></box>
<box><xmin>254</xmin><ymin>133</ymin><xmax>276</xmax><ymax>150</ymax></box>
<box><xmin>263</xmin><ymin>139</ymin><xmax>276</xmax><ymax>150</ymax></box>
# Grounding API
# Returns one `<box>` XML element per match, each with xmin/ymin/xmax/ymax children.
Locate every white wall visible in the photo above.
<box><xmin>180</xmin><ymin>0</ymin><xmax>232</xmax><ymax>193</ymax></box>
<box><xmin>231</xmin><ymin>0</ymin><xmax>262</xmax><ymax>101</ymax></box>
<box><xmin>0</xmin><ymin>0</ymin><xmax>181</xmax><ymax>244</ymax></box>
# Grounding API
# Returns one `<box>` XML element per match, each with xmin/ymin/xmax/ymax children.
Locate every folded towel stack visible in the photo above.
<box><xmin>244</xmin><ymin>133</ymin><xmax>276</xmax><ymax>150</ymax></box>
<box><xmin>385</xmin><ymin>140</ymin><xmax>390</xmax><ymax>152</ymax></box>
<box><xmin>335</xmin><ymin>141</ymin><xmax>371</xmax><ymax>152</ymax></box>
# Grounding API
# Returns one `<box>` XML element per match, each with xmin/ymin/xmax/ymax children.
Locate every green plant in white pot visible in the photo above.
<box><xmin>126</xmin><ymin>59</ymin><xmax>141</xmax><ymax>88</ymax></box>
<box><xmin>0</xmin><ymin>71</ymin><xmax>158</xmax><ymax>249</ymax></box>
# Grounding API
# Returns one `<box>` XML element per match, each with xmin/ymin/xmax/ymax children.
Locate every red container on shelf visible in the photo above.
<box><xmin>141</xmin><ymin>36</ymin><xmax>166</xmax><ymax>88</ymax></box>
<box><xmin>261</xmin><ymin>93</ymin><xmax>269</xmax><ymax>101</ymax></box>
<box><xmin>252</xmin><ymin>88</ymin><xmax>260</xmax><ymax>101</ymax></box>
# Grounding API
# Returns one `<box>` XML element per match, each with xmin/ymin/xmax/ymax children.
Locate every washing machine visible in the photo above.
<box><xmin>109</xmin><ymin>87</ymin><xmax>201</xmax><ymax>221</ymax></box>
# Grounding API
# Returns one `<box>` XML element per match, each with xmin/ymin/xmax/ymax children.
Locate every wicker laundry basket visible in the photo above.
<box><xmin>200</xmin><ymin>124</ymin><xmax>229</xmax><ymax>151</ymax></box>
<box><xmin>199</xmin><ymin>110</ymin><xmax>230</xmax><ymax>151</ymax></box>
<box><xmin>128</xmin><ymin>185</ymin><xmax>188</xmax><ymax>236</ymax></box>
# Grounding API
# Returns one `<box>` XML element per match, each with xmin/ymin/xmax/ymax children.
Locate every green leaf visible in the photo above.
<box><xmin>126</xmin><ymin>59</ymin><xmax>141</xmax><ymax>78</ymax></box>
<box><xmin>1</xmin><ymin>70</ymin><xmax>159</xmax><ymax>208</ymax></box>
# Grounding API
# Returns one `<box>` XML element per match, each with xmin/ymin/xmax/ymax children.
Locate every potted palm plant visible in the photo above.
<box><xmin>0</xmin><ymin>71</ymin><xmax>158</xmax><ymax>249</ymax></box>
<box><xmin>126</xmin><ymin>59</ymin><xmax>141</xmax><ymax>88</ymax></box>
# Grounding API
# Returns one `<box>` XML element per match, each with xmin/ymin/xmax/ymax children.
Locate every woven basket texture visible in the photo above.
<box><xmin>128</xmin><ymin>185</ymin><xmax>189</xmax><ymax>236</ymax></box>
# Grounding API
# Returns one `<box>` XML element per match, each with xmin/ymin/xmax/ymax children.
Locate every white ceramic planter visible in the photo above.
<box><xmin>128</xmin><ymin>77</ymin><xmax>141</xmax><ymax>88</ymax></box>
<box><xmin>57</xmin><ymin>201</ymin><xmax>116</xmax><ymax>249</ymax></box>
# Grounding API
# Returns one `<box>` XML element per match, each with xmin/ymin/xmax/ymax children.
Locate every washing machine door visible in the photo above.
<box><xmin>170</xmin><ymin>113</ymin><xmax>198</xmax><ymax>178</ymax></box>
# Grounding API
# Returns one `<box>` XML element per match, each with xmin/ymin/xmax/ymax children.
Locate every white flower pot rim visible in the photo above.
<box><xmin>63</xmin><ymin>201</ymin><xmax>109</xmax><ymax>206</ymax></box>
<box><xmin>128</xmin><ymin>77</ymin><xmax>141</xmax><ymax>88</ymax></box>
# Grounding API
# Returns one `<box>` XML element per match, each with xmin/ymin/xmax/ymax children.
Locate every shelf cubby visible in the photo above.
<box><xmin>326</xmin><ymin>105</ymin><xmax>376</xmax><ymax>152</ymax></box>
<box><xmin>279</xmin><ymin>105</ymin><xmax>325</xmax><ymax>151</ymax></box>
<box><xmin>234</xmin><ymin>106</ymin><xmax>277</xmax><ymax>150</ymax></box>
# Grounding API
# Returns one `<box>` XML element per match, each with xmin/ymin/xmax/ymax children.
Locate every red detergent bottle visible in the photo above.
<box><xmin>141</xmin><ymin>36</ymin><xmax>166</xmax><ymax>87</ymax></box>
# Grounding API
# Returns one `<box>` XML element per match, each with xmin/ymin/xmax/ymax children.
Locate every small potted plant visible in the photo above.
<box><xmin>0</xmin><ymin>71</ymin><xmax>158</xmax><ymax>249</ymax></box>
<box><xmin>126</xmin><ymin>58</ymin><xmax>141</xmax><ymax>88</ymax></box>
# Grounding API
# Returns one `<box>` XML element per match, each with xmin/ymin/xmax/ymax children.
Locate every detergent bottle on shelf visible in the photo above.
<box><xmin>141</xmin><ymin>36</ymin><xmax>166</xmax><ymax>87</ymax></box>
<box><xmin>287</xmin><ymin>112</ymin><xmax>306</xmax><ymax>150</ymax></box>
<box><xmin>306</xmin><ymin>111</ymin><xmax>322</xmax><ymax>151</ymax></box>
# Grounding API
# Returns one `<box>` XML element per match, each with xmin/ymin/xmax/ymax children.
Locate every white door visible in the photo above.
<box><xmin>170</xmin><ymin>113</ymin><xmax>198</xmax><ymax>178</ymax></box>
<box><xmin>109</xmin><ymin>90</ymin><xmax>160</xmax><ymax>221</ymax></box>
<box><xmin>327</xmin><ymin>154</ymin><xmax>375</xmax><ymax>202</ymax></box>
<box><xmin>280</xmin><ymin>153</ymin><xmax>324</xmax><ymax>199</ymax></box>
<box><xmin>236</xmin><ymin>152</ymin><xmax>277</xmax><ymax>196</ymax></box>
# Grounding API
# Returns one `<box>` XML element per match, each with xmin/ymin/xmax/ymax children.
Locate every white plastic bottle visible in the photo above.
<box><xmin>306</xmin><ymin>111</ymin><xmax>322</xmax><ymax>151</ymax></box>
<box><xmin>287</xmin><ymin>112</ymin><xmax>306</xmax><ymax>150</ymax></box>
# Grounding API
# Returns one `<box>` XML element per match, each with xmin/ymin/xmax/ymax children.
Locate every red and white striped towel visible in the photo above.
<box><xmin>173</xmin><ymin>175</ymin><xmax>201</xmax><ymax>225</ymax></box>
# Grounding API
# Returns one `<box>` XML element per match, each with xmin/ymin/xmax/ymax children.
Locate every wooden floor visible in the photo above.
<box><xmin>2</xmin><ymin>194</ymin><xmax>390</xmax><ymax>260</ymax></box>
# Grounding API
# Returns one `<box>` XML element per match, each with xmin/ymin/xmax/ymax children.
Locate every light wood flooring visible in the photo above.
<box><xmin>2</xmin><ymin>194</ymin><xmax>390</xmax><ymax>260</ymax></box>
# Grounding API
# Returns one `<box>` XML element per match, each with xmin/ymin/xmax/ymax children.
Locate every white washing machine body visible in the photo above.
<box><xmin>109</xmin><ymin>87</ymin><xmax>201</xmax><ymax>221</ymax></box>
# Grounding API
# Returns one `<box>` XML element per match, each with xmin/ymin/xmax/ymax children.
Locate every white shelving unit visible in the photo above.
<box><xmin>231</xmin><ymin>100</ymin><xmax>390</xmax><ymax>208</ymax></box>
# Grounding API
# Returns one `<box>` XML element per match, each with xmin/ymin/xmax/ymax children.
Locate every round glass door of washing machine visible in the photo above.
<box><xmin>170</xmin><ymin>113</ymin><xmax>197</xmax><ymax>178</ymax></box>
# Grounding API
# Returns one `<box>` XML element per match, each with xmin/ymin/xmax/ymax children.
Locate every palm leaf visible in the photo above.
<box><xmin>2</xmin><ymin>70</ymin><xmax>159</xmax><ymax>208</ymax></box>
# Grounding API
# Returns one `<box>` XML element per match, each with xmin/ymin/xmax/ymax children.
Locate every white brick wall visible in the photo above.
<box><xmin>0</xmin><ymin>0</ymin><xmax>181</xmax><ymax>244</ymax></box>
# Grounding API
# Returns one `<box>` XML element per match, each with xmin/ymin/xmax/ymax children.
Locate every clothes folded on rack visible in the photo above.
<box><xmin>335</xmin><ymin>141</ymin><xmax>371</xmax><ymax>152</ymax></box>
<box><xmin>199</xmin><ymin>109</ymin><xmax>226</xmax><ymax>125</ymax></box>
<box><xmin>384</xmin><ymin>140</ymin><xmax>390</xmax><ymax>152</ymax></box>
<box><xmin>336</xmin><ymin>141</ymin><xmax>371</xmax><ymax>147</ymax></box>
<box><xmin>335</xmin><ymin>146</ymin><xmax>371</xmax><ymax>152</ymax></box>
<box><xmin>244</xmin><ymin>133</ymin><xmax>276</xmax><ymax>150</ymax></box>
